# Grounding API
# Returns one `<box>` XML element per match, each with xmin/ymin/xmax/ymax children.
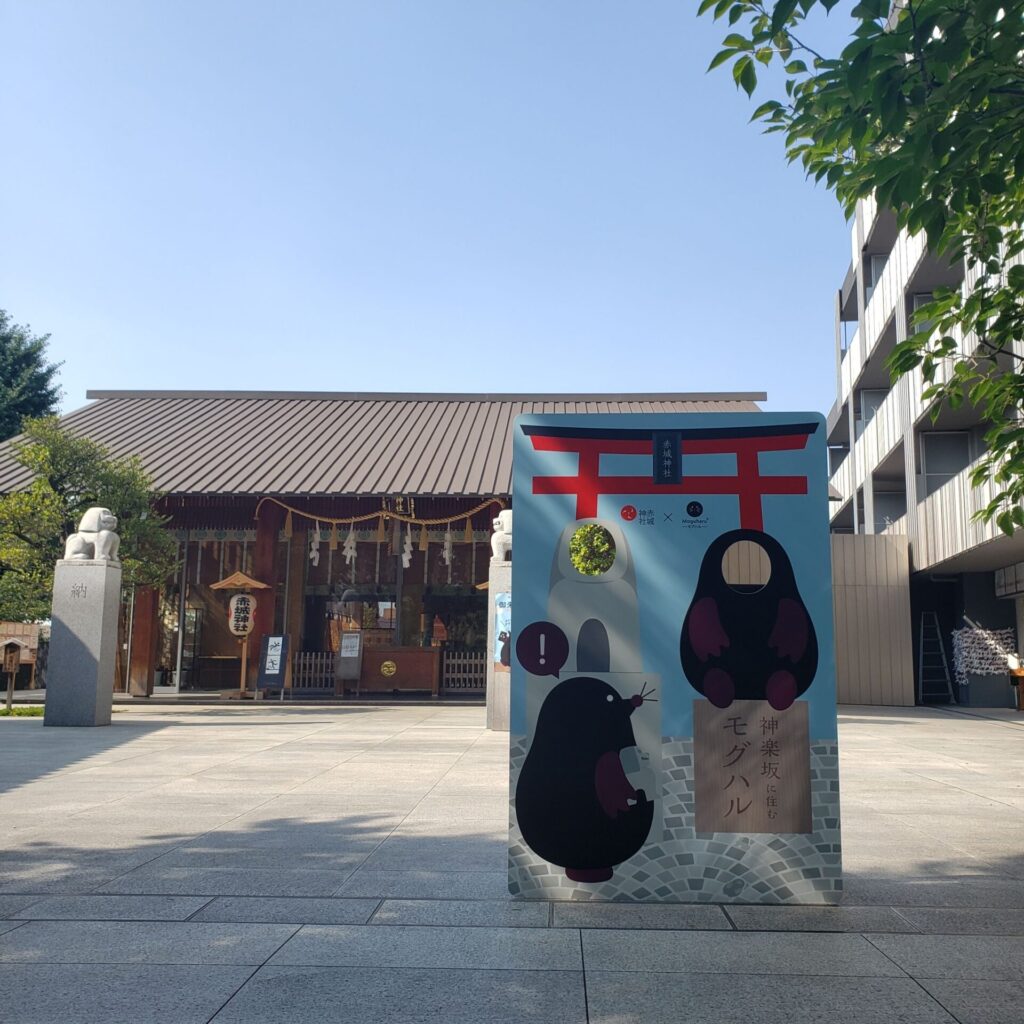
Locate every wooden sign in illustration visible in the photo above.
<box><xmin>694</xmin><ymin>699</ymin><xmax>811</xmax><ymax>834</ymax></box>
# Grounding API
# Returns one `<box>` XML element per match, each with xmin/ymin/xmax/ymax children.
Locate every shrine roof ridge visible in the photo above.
<box><xmin>0</xmin><ymin>391</ymin><xmax>766</xmax><ymax>497</ymax></box>
<box><xmin>84</xmin><ymin>390</ymin><xmax>768</xmax><ymax>403</ymax></box>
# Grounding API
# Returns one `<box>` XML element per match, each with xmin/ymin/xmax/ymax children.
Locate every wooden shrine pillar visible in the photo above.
<box><xmin>248</xmin><ymin>501</ymin><xmax>284</xmax><ymax>685</ymax></box>
<box><xmin>128</xmin><ymin>586</ymin><xmax>160</xmax><ymax>696</ymax></box>
<box><xmin>285</xmin><ymin>527</ymin><xmax>307</xmax><ymax>654</ymax></box>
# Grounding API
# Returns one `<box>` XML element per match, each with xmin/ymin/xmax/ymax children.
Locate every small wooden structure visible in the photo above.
<box><xmin>210</xmin><ymin>572</ymin><xmax>271</xmax><ymax>697</ymax></box>
<box><xmin>3</xmin><ymin>638</ymin><xmax>28</xmax><ymax>710</ymax></box>
<box><xmin>0</xmin><ymin>623</ymin><xmax>41</xmax><ymax>690</ymax></box>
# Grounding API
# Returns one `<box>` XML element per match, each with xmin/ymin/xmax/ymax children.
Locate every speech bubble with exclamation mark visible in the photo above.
<box><xmin>516</xmin><ymin>621</ymin><xmax>569</xmax><ymax>678</ymax></box>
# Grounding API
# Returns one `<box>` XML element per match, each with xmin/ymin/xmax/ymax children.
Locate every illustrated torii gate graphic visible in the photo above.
<box><xmin>521</xmin><ymin>422</ymin><xmax>818</xmax><ymax>530</ymax></box>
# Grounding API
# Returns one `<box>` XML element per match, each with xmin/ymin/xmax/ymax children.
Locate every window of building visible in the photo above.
<box><xmin>873</xmin><ymin>492</ymin><xmax>907</xmax><ymax>533</ymax></box>
<box><xmin>920</xmin><ymin>431</ymin><xmax>971</xmax><ymax>496</ymax></box>
<box><xmin>855</xmin><ymin>389</ymin><xmax>889</xmax><ymax>438</ymax></box>
<box><xmin>910</xmin><ymin>292</ymin><xmax>934</xmax><ymax>335</ymax></box>
<box><xmin>828</xmin><ymin>446</ymin><xmax>849</xmax><ymax>476</ymax></box>
<box><xmin>864</xmin><ymin>253</ymin><xmax>889</xmax><ymax>303</ymax></box>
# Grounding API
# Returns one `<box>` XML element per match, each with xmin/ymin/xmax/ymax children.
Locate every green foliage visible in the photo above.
<box><xmin>0</xmin><ymin>418</ymin><xmax>177</xmax><ymax>620</ymax></box>
<box><xmin>0</xmin><ymin>311</ymin><xmax>62</xmax><ymax>442</ymax></box>
<box><xmin>699</xmin><ymin>0</ymin><xmax>1024</xmax><ymax>532</ymax></box>
<box><xmin>569</xmin><ymin>524</ymin><xmax>617</xmax><ymax>576</ymax></box>
<box><xmin>0</xmin><ymin>706</ymin><xmax>45</xmax><ymax>717</ymax></box>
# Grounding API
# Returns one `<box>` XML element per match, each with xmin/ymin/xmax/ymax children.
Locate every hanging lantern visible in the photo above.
<box><xmin>418</xmin><ymin>523</ymin><xmax>429</xmax><ymax>552</ymax></box>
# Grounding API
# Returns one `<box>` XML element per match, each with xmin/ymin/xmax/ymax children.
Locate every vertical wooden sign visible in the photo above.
<box><xmin>694</xmin><ymin>699</ymin><xmax>811</xmax><ymax>834</ymax></box>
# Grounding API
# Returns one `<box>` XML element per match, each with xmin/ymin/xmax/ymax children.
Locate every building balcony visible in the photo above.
<box><xmin>829</xmin><ymin>450</ymin><xmax>854</xmax><ymax>511</ymax></box>
<box><xmin>914</xmin><ymin>459</ymin><xmax>1003</xmax><ymax>571</ymax></box>
<box><xmin>861</xmin><ymin>230</ymin><xmax>927</xmax><ymax>366</ymax></box>
<box><xmin>839</xmin><ymin>327</ymin><xmax>858</xmax><ymax>402</ymax></box>
<box><xmin>853</xmin><ymin>385</ymin><xmax>902</xmax><ymax>483</ymax></box>
<box><xmin>879</xmin><ymin>512</ymin><xmax>908</xmax><ymax>537</ymax></box>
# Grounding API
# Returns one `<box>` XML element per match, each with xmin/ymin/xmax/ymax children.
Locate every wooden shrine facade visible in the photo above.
<box><xmin>127</xmin><ymin>492</ymin><xmax>505</xmax><ymax>696</ymax></box>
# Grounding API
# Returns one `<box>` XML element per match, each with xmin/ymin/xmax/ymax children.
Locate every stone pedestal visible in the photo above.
<box><xmin>44</xmin><ymin>560</ymin><xmax>122</xmax><ymax>727</ymax></box>
<box><xmin>486</xmin><ymin>559</ymin><xmax>512</xmax><ymax>732</ymax></box>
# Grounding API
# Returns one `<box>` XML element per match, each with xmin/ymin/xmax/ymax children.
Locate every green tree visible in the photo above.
<box><xmin>569</xmin><ymin>524</ymin><xmax>617</xmax><ymax>576</ymax></box>
<box><xmin>0</xmin><ymin>311</ymin><xmax>62</xmax><ymax>441</ymax></box>
<box><xmin>0</xmin><ymin>418</ymin><xmax>177</xmax><ymax>621</ymax></box>
<box><xmin>699</xmin><ymin>0</ymin><xmax>1024</xmax><ymax>532</ymax></box>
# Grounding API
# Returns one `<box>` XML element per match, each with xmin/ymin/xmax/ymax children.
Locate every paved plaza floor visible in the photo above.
<box><xmin>1</xmin><ymin>703</ymin><xmax>1023</xmax><ymax>1023</ymax></box>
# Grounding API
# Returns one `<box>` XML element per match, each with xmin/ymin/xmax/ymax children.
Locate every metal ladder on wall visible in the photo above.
<box><xmin>917</xmin><ymin>611</ymin><xmax>955</xmax><ymax>704</ymax></box>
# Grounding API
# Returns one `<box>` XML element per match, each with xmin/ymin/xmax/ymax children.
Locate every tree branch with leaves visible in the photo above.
<box><xmin>699</xmin><ymin>0</ymin><xmax>1024</xmax><ymax>532</ymax></box>
<box><xmin>0</xmin><ymin>418</ymin><xmax>177</xmax><ymax>620</ymax></box>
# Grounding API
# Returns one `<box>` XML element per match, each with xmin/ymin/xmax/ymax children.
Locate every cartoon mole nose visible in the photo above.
<box><xmin>629</xmin><ymin>694</ymin><xmax>643</xmax><ymax>710</ymax></box>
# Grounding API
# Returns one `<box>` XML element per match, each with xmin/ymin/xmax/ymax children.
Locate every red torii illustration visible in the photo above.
<box><xmin>522</xmin><ymin>423</ymin><xmax>817</xmax><ymax>530</ymax></box>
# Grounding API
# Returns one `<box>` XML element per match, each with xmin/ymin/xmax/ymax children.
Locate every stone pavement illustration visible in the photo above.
<box><xmin>1</xmin><ymin>704</ymin><xmax>1023</xmax><ymax>1023</ymax></box>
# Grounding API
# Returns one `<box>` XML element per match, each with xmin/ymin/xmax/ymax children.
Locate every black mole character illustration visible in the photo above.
<box><xmin>680</xmin><ymin>528</ymin><xmax>817</xmax><ymax>711</ymax></box>
<box><xmin>498</xmin><ymin>631</ymin><xmax>511</xmax><ymax>667</ymax></box>
<box><xmin>515</xmin><ymin>676</ymin><xmax>655</xmax><ymax>882</ymax></box>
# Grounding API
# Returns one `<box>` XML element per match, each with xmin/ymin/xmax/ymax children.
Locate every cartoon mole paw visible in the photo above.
<box><xmin>626</xmin><ymin>788</ymin><xmax>649</xmax><ymax>810</ymax></box>
<box><xmin>703</xmin><ymin>667</ymin><xmax>735</xmax><ymax>708</ymax></box>
<box><xmin>766</xmin><ymin>670</ymin><xmax>798</xmax><ymax>710</ymax></box>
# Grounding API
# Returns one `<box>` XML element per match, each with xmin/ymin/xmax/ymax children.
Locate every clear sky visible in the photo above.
<box><xmin>1</xmin><ymin>1</ymin><xmax>854</xmax><ymax>416</ymax></box>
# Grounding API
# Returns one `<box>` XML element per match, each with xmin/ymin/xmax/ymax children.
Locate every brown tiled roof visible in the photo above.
<box><xmin>0</xmin><ymin>391</ymin><xmax>765</xmax><ymax>497</ymax></box>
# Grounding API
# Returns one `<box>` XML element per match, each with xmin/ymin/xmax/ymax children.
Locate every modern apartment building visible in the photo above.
<box><xmin>826</xmin><ymin>197</ymin><xmax>1022</xmax><ymax>707</ymax></box>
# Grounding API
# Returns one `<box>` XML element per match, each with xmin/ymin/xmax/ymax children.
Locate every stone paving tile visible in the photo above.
<box><xmin>843</xmin><ymin>876</ymin><xmax>1024</xmax><ymax>908</ymax></box>
<box><xmin>14</xmin><ymin>895</ymin><xmax>211</xmax><ymax>921</ymax></box>
<box><xmin>211</xmin><ymin>965</ymin><xmax>587</xmax><ymax>1024</ymax></box>
<box><xmin>0</xmin><ymin>894</ymin><xmax>45</xmax><ymax>918</ymax></box>
<box><xmin>0</xmin><ymin>963</ymin><xmax>256</xmax><ymax>1024</ymax></box>
<box><xmin>894</xmin><ymin>907</ymin><xmax>1024</xmax><ymax>935</ymax></box>
<box><xmin>93</xmin><ymin>866</ymin><xmax>358</xmax><ymax>897</ymax></box>
<box><xmin>552</xmin><ymin>902</ymin><xmax>730</xmax><ymax>931</ymax></box>
<box><xmin>269</xmin><ymin>924</ymin><xmax>581</xmax><ymax>970</ymax></box>
<box><xmin>582</xmin><ymin>929</ymin><xmax>906</xmax><ymax>977</ymax></box>
<box><xmin>919</xmin><ymin>979</ymin><xmax>1024</xmax><ymax>1024</ymax></box>
<box><xmin>372</xmin><ymin>898</ymin><xmax>549</xmax><ymax>928</ymax></box>
<box><xmin>143</xmin><ymin>847</ymin><xmax>374</xmax><ymax>872</ymax></box>
<box><xmin>193</xmin><ymin>897</ymin><xmax>379</xmax><ymax>925</ymax></box>
<box><xmin>334</xmin><ymin>869</ymin><xmax>511</xmax><ymax>900</ymax></box>
<box><xmin>402</xmin><ymin>797</ymin><xmax>508</xmax><ymax>821</ymax></box>
<box><xmin>726</xmin><ymin>905</ymin><xmax>914</xmax><ymax>932</ymax></box>
<box><xmin>0</xmin><ymin>920</ymin><xmax>27</xmax><ymax>937</ymax></box>
<box><xmin>356</xmin><ymin>822</ymin><xmax>506</xmax><ymax>873</ymax></box>
<box><xmin>0</xmin><ymin>920</ymin><xmax>297</xmax><ymax>965</ymax></box>
<box><xmin>865</xmin><ymin>933</ymin><xmax>1024</xmax><ymax>979</ymax></box>
<box><xmin>0</xmin><ymin>867</ymin><xmax>127</xmax><ymax>896</ymax></box>
<box><xmin>585</xmin><ymin>972</ymin><xmax>956</xmax><ymax>1024</ymax></box>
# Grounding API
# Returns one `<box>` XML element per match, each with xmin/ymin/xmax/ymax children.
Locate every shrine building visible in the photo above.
<box><xmin>0</xmin><ymin>390</ymin><xmax>764</xmax><ymax>699</ymax></box>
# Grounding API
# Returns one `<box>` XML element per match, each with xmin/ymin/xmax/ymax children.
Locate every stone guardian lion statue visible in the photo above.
<box><xmin>64</xmin><ymin>507</ymin><xmax>121</xmax><ymax>563</ymax></box>
<box><xmin>490</xmin><ymin>509</ymin><xmax>512</xmax><ymax>563</ymax></box>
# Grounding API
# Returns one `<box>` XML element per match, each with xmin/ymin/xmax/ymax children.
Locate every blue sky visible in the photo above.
<box><xmin>1</xmin><ymin>1</ymin><xmax>854</xmax><ymax>415</ymax></box>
